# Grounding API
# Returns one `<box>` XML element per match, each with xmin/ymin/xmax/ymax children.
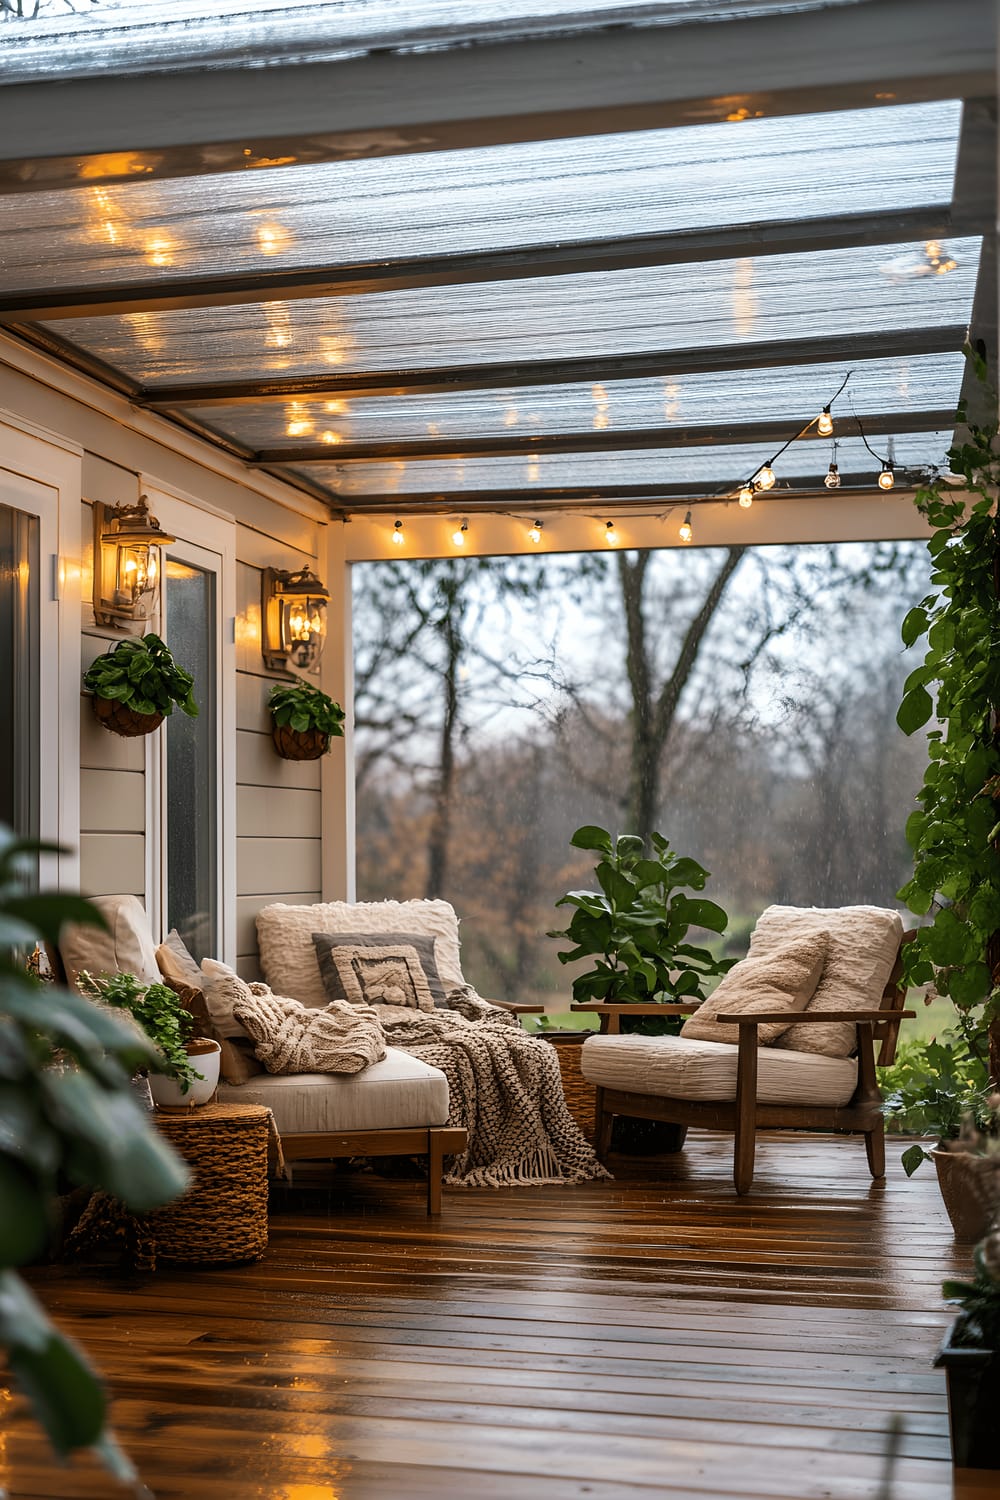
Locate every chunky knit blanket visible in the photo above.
<box><xmin>373</xmin><ymin>987</ymin><xmax>610</xmax><ymax>1189</ymax></box>
<box><xmin>233</xmin><ymin>987</ymin><xmax>386</xmax><ymax>1075</ymax></box>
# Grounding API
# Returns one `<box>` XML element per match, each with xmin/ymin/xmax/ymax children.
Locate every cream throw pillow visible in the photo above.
<box><xmin>681</xmin><ymin>932</ymin><xmax>828</xmax><ymax>1047</ymax></box>
<box><xmin>156</xmin><ymin>929</ymin><xmax>203</xmax><ymax>991</ymax></box>
<box><xmin>199</xmin><ymin>956</ymin><xmax>256</xmax><ymax>1040</ymax></box>
<box><xmin>751</xmin><ymin>905</ymin><xmax>905</xmax><ymax>1057</ymax></box>
<box><xmin>60</xmin><ymin>894</ymin><xmax>160</xmax><ymax>991</ymax></box>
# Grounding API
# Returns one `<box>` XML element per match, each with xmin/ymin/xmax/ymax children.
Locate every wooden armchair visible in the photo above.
<box><xmin>572</xmin><ymin>933</ymin><xmax>914</xmax><ymax>1195</ymax></box>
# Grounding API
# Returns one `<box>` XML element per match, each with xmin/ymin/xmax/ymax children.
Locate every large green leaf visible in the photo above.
<box><xmin>896</xmin><ymin>684</ymin><xmax>934</xmax><ymax>735</ymax></box>
<box><xmin>0</xmin><ymin>1271</ymin><xmax>107</xmax><ymax>1455</ymax></box>
<box><xmin>1</xmin><ymin>893</ymin><xmax>105</xmax><ymax>947</ymax></box>
<box><xmin>676</xmin><ymin>897</ymin><xmax>728</xmax><ymax>934</ymax></box>
<box><xmin>0</xmin><ymin>1156</ymin><xmax>50</xmax><ymax>1265</ymax></box>
<box><xmin>570</xmin><ymin>825</ymin><xmax>614</xmax><ymax>854</ymax></box>
<box><xmin>595</xmin><ymin>861</ymin><xmax>637</xmax><ymax>908</ymax></box>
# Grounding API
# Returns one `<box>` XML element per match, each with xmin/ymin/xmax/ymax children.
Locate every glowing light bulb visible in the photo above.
<box><xmin>392</xmin><ymin>520</ymin><xmax>405</xmax><ymax>546</ymax></box>
<box><xmin>528</xmin><ymin>521</ymin><xmax>543</xmax><ymax>544</ymax></box>
<box><xmin>738</xmin><ymin>485</ymin><xmax>754</xmax><ymax>509</ymax></box>
<box><xmin>604</xmin><ymin>521</ymin><xmax>619</xmax><ymax>546</ymax></box>
<box><xmin>878</xmin><ymin>463</ymin><xmax>895</xmax><ymax>491</ymax></box>
<box><xmin>817</xmin><ymin>407</ymin><xmax>833</xmax><ymax>437</ymax></box>
<box><xmin>452</xmin><ymin>520</ymin><xmax>468</xmax><ymax>547</ymax></box>
<box><xmin>824</xmin><ymin>462</ymin><xmax>841</xmax><ymax>489</ymax></box>
<box><xmin>755</xmin><ymin>464</ymin><xmax>776</xmax><ymax>491</ymax></box>
<box><xmin>679</xmin><ymin>511</ymin><xmax>693</xmax><ymax>544</ymax></box>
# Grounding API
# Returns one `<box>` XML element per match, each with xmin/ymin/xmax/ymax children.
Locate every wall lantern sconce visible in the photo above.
<box><xmin>261</xmin><ymin>565</ymin><xmax>330</xmax><ymax>671</ymax></box>
<box><xmin>92</xmin><ymin>495</ymin><xmax>176</xmax><ymax>627</ymax></box>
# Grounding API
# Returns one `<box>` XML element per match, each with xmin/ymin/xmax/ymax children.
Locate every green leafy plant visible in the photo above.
<box><xmin>549</xmin><ymin>825</ymin><xmax>732</xmax><ymax>1032</ymax></box>
<box><xmin>943</xmin><ymin>1232</ymin><xmax>1000</xmax><ymax>1351</ymax></box>
<box><xmin>880</xmin><ymin>1030</ymin><xmax>995</xmax><ymax>1175</ymax></box>
<box><xmin>268</xmin><ymin>680</ymin><xmax>345</xmax><ymax>737</ymax></box>
<box><xmin>83</xmin><ymin>633</ymin><xmax>197</xmax><ymax>719</ymax></box>
<box><xmin>0</xmin><ymin>825</ymin><xmax>188</xmax><ymax>1487</ymax></box>
<box><xmin>895</xmin><ymin>348</ymin><xmax>1000</xmax><ymax>1065</ymax></box>
<box><xmin>76</xmin><ymin>970</ymin><xmax>202</xmax><ymax>1092</ymax></box>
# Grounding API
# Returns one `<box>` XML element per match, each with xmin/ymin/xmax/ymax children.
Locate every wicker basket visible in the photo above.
<box><xmin>151</xmin><ymin>1102</ymin><xmax>271</xmax><ymax>1263</ymax></box>
<box><xmin>91</xmin><ymin>694</ymin><xmax>164</xmax><ymax>738</ymax></box>
<box><xmin>272</xmin><ymin>723</ymin><xmax>330</xmax><ymax>760</ymax></box>
<box><xmin>544</xmin><ymin>1031</ymin><xmax>597</xmax><ymax>1142</ymax></box>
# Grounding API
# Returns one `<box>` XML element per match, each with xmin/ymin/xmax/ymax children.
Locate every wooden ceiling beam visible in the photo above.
<box><xmin>248</xmin><ymin>409</ymin><xmax>953</xmax><ymax>467</ymax></box>
<box><xmin>2</xmin><ymin>207</ymin><xmax>973</xmax><ymax>322</ymax></box>
<box><xmin>136</xmin><ymin>326</ymin><xmax>968</xmax><ymax>409</ymax></box>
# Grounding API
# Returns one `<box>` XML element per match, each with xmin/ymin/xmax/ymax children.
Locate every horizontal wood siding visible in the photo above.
<box><xmin>79</xmin><ymin>832</ymin><xmax>144</xmax><ymax>898</ymax></box>
<box><xmin>235</xmin><ymin>545</ymin><xmax>325</xmax><ymax>975</ymax></box>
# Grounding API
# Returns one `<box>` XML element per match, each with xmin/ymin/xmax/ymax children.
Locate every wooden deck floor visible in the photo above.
<box><xmin>4</xmin><ymin>1131</ymin><xmax>996</xmax><ymax>1500</ymax></box>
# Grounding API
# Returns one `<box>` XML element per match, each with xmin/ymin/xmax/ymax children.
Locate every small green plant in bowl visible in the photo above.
<box><xmin>77</xmin><ymin>970</ymin><xmax>204</xmax><ymax>1095</ymax></box>
<box><xmin>83</xmin><ymin>633</ymin><xmax>197</xmax><ymax>738</ymax></box>
<box><xmin>269</xmin><ymin>681</ymin><xmax>345</xmax><ymax>761</ymax></box>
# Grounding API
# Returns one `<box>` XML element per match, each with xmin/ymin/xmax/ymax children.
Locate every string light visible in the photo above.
<box><xmin>679</xmin><ymin>511</ymin><xmax>693</xmax><ymax>543</ymax></box>
<box><xmin>817</xmin><ymin>405</ymin><xmax>834</xmax><ymax>437</ymax></box>
<box><xmin>754</xmin><ymin>464</ymin><xmax>776</xmax><ymax>491</ymax></box>
<box><xmin>824</xmin><ymin>440</ymin><xmax>841</xmax><ymax>489</ymax></box>
<box><xmin>604</xmin><ymin>520</ymin><xmax>619</xmax><ymax>546</ymax></box>
<box><xmin>528</xmin><ymin>521</ymin><xmax>543</xmax><ymax>544</ymax></box>
<box><xmin>391</xmin><ymin>519</ymin><xmax>405</xmax><ymax>546</ymax></box>
<box><xmin>878</xmin><ymin>462</ymin><xmax>895</xmax><ymax>491</ymax></box>
<box><xmin>855</xmin><ymin>418</ymin><xmax>897</xmax><ymax>493</ymax></box>
<box><xmin>738</xmin><ymin>484</ymin><xmax>754</xmax><ymax>509</ymax></box>
<box><xmin>452</xmin><ymin>519</ymin><xmax>468</xmax><ymax>546</ymax></box>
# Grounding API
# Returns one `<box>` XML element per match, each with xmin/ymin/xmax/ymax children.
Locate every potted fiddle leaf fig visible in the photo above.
<box><xmin>549</xmin><ymin>825</ymin><xmax>733</xmax><ymax>1153</ymax></box>
<box><xmin>268</xmin><ymin>681</ymin><xmax>345</xmax><ymax>761</ymax></box>
<box><xmin>83</xmin><ymin>633</ymin><xmax>197</xmax><ymax>738</ymax></box>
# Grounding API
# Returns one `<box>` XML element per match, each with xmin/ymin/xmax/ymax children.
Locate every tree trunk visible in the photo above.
<box><xmin>620</xmin><ymin>546</ymin><xmax>746</xmax><ymax>847</ymax></box>
<box><xmin>426</xmin><ymin>603</ymin><xmax>462</xmax><ymax>897</ymax></box>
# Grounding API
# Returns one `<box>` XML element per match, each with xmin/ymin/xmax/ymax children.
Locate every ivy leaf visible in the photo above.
<box><xmin>900</xmin><ymin>1144</ymin><xmax>930</xmax><ymax>1177</ymax></box>
<box><xmin>570</xmin><ymin>825</ymin><xmax>614</xmax><ymax>854</ymax></box>
<box><xmin>896</xmin><ymin>685</ymin><xmax>933</xmax><ymax>735</ymax></box>
<box><xmin>901</xmin><ymin>606</ymin><xmax>930</xmax><ymax>647</ymax></box>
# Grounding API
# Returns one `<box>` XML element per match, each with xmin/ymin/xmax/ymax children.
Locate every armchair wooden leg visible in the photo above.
<box><xmin>593</xmin><ymin>1086</ymin><xmax>613</xmax><ymax>1161</ymax></box>
<box><xmin>734</xmin><ymin>1028</ymin><xmax>758</xmax><ymax>1195</ymax></box>
<box><xmin>865</xmin><ymin>1119</ymin><xmax>886</xmax><ymax>1180</ymax></box>
<box><xmin>427</xmin><ymin>1129</ymin><xmax>445</xmax><ymax>1215</ymax></box>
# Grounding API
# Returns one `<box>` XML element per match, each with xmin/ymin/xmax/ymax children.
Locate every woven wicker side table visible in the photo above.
<box><xmin>544</xmin><ymin>1031</ymin><xmax>598</xmax><ymax>1142</ymax></box>
<box><xmin>151</xmin><ymin>1102</ymin><xmax>272</xmax><ymax>1264</ymax></box>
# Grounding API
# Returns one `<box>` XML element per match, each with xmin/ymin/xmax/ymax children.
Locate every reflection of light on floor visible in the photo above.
<box><xmin>271</xmin><ymin>1485</ymin><xmax>343</xmax><ymax>1500</ymax></box>
<box><xmin>0</xmin><ymin>1384</ymin><xmax>10</xmax><ymax>1488</ymax></box>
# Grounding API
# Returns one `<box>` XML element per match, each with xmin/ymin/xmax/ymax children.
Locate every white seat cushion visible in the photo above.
<box><xmin>216</xmin><ymin>1045</ymin><xmax>450</xmax><ymax>1134</ymax></box>
<box><xmin>581</xmin><ymin>1033</ymin><xmax>858</xmax><ymax>1108</ymax></box>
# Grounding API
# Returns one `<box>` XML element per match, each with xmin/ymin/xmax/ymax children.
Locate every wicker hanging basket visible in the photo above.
<box><xmin>271</xmin><ymin>723</ymin><xmax>330</xmax><ymax>761</ymax></box>
<box><xmin>91</xmin><ymin>694</ymin><xmax>165</xmax><ymax>738</ymax></box>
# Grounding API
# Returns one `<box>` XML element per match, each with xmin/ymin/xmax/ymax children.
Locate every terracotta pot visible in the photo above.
<box><xmin>935</xmin><ymin>1316</ymin><xmax>1000</xmax><ymax>1468</ymax></box>
<box><xmin>271</xmin><ymin>723</ymin><xmax>330</xmax><ymax>761</ymax></box>
<box><xmin>91</xmin><ymin>695</ymin><xmax>164</xmax><ymax>738</ymax></box>
<box><xmin>148</xmin><ymin>1038</ymin><xmax>221</xmax><ymax>1111</ymax></box>
<box><xmin>931</xmin><ymin>1149</ymin><xmax>997</xmax><ymax>1241</ymax></box>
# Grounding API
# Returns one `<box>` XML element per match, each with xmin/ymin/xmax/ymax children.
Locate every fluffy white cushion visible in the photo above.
<box><xmin>217</xmin><ymin>1047</ymin><xmax>450</xmax><ymax>1134</ymax></box>
<box><xmin>581</xmin><ymin>1032</ymin><xmax>858</xmax><ymax>1108</ymax></box>
<box><xmin>60</xmin><ymin>894</ymin><xmax>160</xmax><ymax>991</ymax></box>
<box><xmin>257</xmin><ymin>899</ymin><xmax>464</xmax><ymax>1009</ymax></box>
<box><xmin>681</xmin><ymin>931</ymin><xmax>828</xmax><ymax>1046</ymax></box>
<box><xmin>749</xmin><ymin>905</ymin><xmax>904</xmax><ymax>1057</ymax></box>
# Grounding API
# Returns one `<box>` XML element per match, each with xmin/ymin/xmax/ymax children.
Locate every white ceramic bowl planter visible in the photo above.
<box><xmin>148</xmin><ymin>1037</ymin><xmax>222</xmax><ymax>1110</ymax></box>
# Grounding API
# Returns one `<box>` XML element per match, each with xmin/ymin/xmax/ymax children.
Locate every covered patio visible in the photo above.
<box><xmin>0</xmin><ymin>2</ymin><xmax>998</xmax><ymax>1498</ymax></box>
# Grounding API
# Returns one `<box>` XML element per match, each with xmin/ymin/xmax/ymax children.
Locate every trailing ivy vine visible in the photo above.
<box><xmin>896</xmin><ymin>349</ymin><xmax>1000</xmax><ymax>1073</ymax></box>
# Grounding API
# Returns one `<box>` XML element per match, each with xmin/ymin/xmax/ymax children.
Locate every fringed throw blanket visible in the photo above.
<box><xmin>234</xmin><ymin>986</ymin><xmax>386</xmax><ymax>1075</ymax></box>
<box><xmin>373</xmin><ymin>986</ymin><xmax>610</xmax><ymax>1188</ymax></box>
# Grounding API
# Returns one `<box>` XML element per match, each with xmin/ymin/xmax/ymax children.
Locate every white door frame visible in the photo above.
<box><xmin>0</xmin><ymin>409</ymin><xmax>82</xmax><ymax>890</ymax></box>
<box><xmin>141</xmin><ymin>480</ymin><xmax>237</xmax><ymax>964</ymax></box>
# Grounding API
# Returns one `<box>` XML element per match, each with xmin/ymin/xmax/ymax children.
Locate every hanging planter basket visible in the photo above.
<box><xmin>91</xmin><ymin>694</ymin><xmax>165</xmax><ymax>738</ymax></box>
<box><xmin>271</xmin><ymin>723</ymin><xmax>330</xmax><ymax>761</ymax></box>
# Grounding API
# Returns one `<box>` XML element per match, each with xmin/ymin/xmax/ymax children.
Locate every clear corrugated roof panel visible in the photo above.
<box><xmin>291</xmin><ymin>430</ymin><xmax>953</xmax><ymax>500</ymax></box>
<box><xmin>46</xmin><ymin>239</ymin><xmax>979</xmax><ymax>388</ymax></box>
<box><xmin>0</xmin><ymin>2</ymin><xmax>860</xmax><ymax>84</ymax></box>
<box><xmin>0</xmin><ymin>102</ymin><xmax>960</xmax><ymax>293</ymax></box>
<box><xmin>185</xmin><ymin>354</ymin><xmax>964</xmax><ymax>451</ymax></box>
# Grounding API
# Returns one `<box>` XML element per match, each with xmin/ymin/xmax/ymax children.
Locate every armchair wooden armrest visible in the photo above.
<box><xmin>570</xmin><ymin>1001</ymin><xmax>699</xmax><ymax>1035</ymax></box>
<box><xmin>492</xmin><ymin>1000</ymin><xmax>546</xmax><ymax>1015</ymax></box>
<box><xmin>715</xmin><ymin>1010</ymin><xmax>916</xmax><ymax>1026</ymax></box>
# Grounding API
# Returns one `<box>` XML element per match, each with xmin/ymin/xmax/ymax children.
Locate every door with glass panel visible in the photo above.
<box><xmin>0</xmin><ymin>497</ymin><xmax>40</xmax><ymax>846</ymax></box>
<box><xmin>160</xmin><ymin>545</ymin><xmax>219</xmax><ymax>962</ymax></box>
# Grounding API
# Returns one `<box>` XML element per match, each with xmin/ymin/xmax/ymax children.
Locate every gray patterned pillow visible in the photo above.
<box><xmin>325</xmin><ymin>944</ymin><xmax>435</xmax><ymax>1011</ymax></box>
<box><xmin>313</xmin><ymin>929</ymin><xmax>447</xmax><ymax>1005</ymax></box>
